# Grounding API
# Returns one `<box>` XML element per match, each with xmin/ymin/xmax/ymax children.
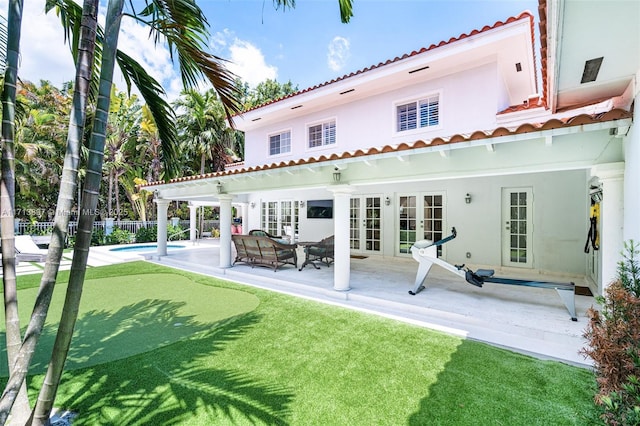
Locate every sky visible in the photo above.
<box><xmin>1</xmin><ymin>0</ymin><xmax>539</xmax><ymax>101</ymax></box>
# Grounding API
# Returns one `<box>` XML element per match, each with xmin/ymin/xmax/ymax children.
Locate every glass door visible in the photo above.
<box><xmin>501</xmin><ymin>188</ymin><xmax>533</xmax><ymax>268</ymax></box>
<box><xmin>397</xmin><ymin>193</ymin><xmax>445</xmax><ymax>256</ymax></box>
<box><xmin>350</xmin><ymin>196</ymin><xmax>382</xmax><ymax>254</ymax></box>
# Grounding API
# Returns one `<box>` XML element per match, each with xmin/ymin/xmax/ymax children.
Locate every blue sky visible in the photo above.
<box><xmin>3</xmin><ymin>0</ymin><xmax>539</xmax><ymax>100</ymax></box>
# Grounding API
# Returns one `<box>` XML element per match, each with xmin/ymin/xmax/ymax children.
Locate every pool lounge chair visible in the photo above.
<box><xmin>15</xmin><ymin>235</ymin><xmax>48</xmax><ymax>262</ymax></box>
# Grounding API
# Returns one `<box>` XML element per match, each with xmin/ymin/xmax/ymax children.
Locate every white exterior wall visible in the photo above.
<box><xmin>246</xmin><ymin>169</ymin><xmax>588</xmax><ymax>276</ymax></box>
<box><xmin>623</xmin><ymin>89</ymin><xmax>640</xmax><ymax>242</ymax></box>
<box><xmin>243</xmin><ymin>63</ymin><xmax>501</xmax><ymax>168</ymax></box>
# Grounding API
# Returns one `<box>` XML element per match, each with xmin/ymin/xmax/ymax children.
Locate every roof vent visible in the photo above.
<box><xmin>408</xmin><ymin>65</ymin><xmax>430</xmax><ymax>74</ymax></box>
<box><xmin>581</xmin><ymin>57</ymin><xmax>603</xmax><ymax>84</ymax></box>
<box><xmin>290</xmin><ymin>105</ymin><xmax>303</xmax><ymax>110</ymax></box>
<box><xmin>339</xmin><ymin>88</ymin><xmax>355</xmax><ymax>95</ymax></box>
<box><xmin>251</xmin><ymin>117</ymin><xmax>262</xmax><ymax>122</ymax></box>
<box><xmin>515</xmin><ymin>62</ymin><xmax>522</xmax><ymax>72</ymax></box>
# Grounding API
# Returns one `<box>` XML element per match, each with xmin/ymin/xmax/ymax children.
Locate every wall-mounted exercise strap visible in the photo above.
<box><xmin>584</xmin><ymin>202</ymin><xmax>600</xmax><ymax>253</ymax></box>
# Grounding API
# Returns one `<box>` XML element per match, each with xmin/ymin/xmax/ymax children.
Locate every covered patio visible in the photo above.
<box><xmin>147</xmin><ymin>239</ymin><xmax>596</xmax><ymax>367</ymax></box>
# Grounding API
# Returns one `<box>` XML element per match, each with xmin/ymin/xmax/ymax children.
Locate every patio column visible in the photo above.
<box><xmin>592</xmin><ymin>162</ymin><xmax>625</xmax><ymax>294</ymax></box>
<box><xmin>188</xmin><ymin>204</ymin><xmax>197</xmax><ymax>242</ymax></box>
<box><xmin>240</xmin><ymin>203</ymin><xmax>248</xmax><ymax>234</ymax></box>
<box><xmin>154</xmin><ymin>198</ymin><xmax>170</xmax><ymax>256</ymax></box>
<box><xmin>219</xmin><ymin>195</ymin><xmax>234</xmax><ymax>268</ymax></box>
<box><xmin>330</xmin><ymin>185</ymin><xmax>355</xmax><ymax>291</ymax></box>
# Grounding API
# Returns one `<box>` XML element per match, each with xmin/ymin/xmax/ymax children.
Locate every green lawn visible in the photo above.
<box><xmin>4</xmin><ymin>262</ymin><xmax>597</xmax><ymax>425</ymax></box>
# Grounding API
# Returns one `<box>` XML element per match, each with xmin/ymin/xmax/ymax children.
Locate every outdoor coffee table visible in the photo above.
<box><xmin>297</xmin><ymin>241</ymin><xmax>321</xmax><ymax>271</ymax></box>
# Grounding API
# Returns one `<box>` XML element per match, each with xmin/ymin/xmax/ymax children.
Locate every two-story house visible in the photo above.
<box><xmin>142</xmin><ymin>1</ymin><xmax>638</xmax><ymax>298</ymax></box>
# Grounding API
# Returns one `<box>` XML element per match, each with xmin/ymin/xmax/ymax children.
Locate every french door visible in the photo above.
<box><xmin>501</xmin><ymin>188</ymin><xmax>533</xmax><ymax>268</ymax></box>
<box><xmin>350</xmin><ymin>196</ymin><xmax>382</xmax><ymax>254</ymax></box>
<box><xmin>397</xmin><ymin>193</ymin><xmax>445</xmax><ymax>256</ymax></box>
<box><xmin>261</xmin><ymin>200</ymin><xmax>299</xmax><ymax>237</ymax></box>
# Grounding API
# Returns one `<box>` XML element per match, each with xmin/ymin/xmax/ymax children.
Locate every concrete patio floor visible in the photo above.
<box><xmin>146</xmin><ymin>239</ymin><xmax>598</xmax><ymax>368</ymax></box>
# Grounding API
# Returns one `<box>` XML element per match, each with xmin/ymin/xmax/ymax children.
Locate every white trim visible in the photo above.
<box><xmin>267</xmin><ymin>128</ymin><xmax>293</xmax><ymax>158</ymax></box>
<box><xmin>392</xmin><ymin>89</ymin><xmax>443</xmax><ymax>136</ymax></box>
<box><xmin>305</xmin><ymin>116</ymin><xmax>338</xmax><ymax>152</ymax></box>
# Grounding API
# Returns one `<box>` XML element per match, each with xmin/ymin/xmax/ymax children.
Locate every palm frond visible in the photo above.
<box><xmin>115</xmin><ymin>49</ymin><xmax>179</xmax><ymax>180</ymax></box>
<box><xmin>133</xmin><ymin>0</ymin><xmax>242</xmax><ymax>124</ymax></box>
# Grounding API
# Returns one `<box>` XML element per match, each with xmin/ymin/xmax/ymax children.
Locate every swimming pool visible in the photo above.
<box><xmin>109</xmin><ymin>244</ymin><xmax>186</xmax><ymax>252</ymax></box>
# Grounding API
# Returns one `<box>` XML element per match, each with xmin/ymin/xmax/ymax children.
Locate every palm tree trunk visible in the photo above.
<box><xmin>0</xmin><ymin>0</ymin><xmax>99</xmax><ymax>422</ymax></box>
<box><xmin>31</xmin><ymin>0</ymin><xmax>124</xmax><ymax>422</ymax></box>
<box><xmin>0</xmin><ymin>1</ymin><xmax>31</xmax><ymax>422</ymax></box>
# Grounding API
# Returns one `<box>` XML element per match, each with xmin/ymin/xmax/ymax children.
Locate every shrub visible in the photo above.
<box><xmin>136</xmin><ymin>226</ymin><xmax>157</xmax><ymax>243</ymax></box>
<box><xmin>582</xmin><ymin>240</ymin><xmax>640</xmax><ymax>425</ymax></box>
<box><xmin>211</xmin><ymin>228</ymin><xmax>220</xmax><ymax>238</ymax></box>
<box><xmin>168</xmin><ymin>223</ymin><xmax>186</xmax><ymax>241</ymax></box>
<box><xmin>105</xmin><ymin>227</ymin><xmax>134</xmax><ymax>245</ymax></box>
<box><xmin>91</xmin><ymin>228</ymin><xmax>106</xmax><ymax>246</ymax></box>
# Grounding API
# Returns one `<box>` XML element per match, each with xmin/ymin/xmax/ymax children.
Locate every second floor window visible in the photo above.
<box><xmin>396</xmin><ymin>95</ymin><xmax>439</xmax><ymax>132</ymax></box>
<box><xmin>308</xmin><ymin>120</ymin><xmax>336</xmax><ymax>148</ymax></box>
<box><xmin>269</xmin><ymin>130</ymin><xmax>291</xmax><ymax>156</ymax></box>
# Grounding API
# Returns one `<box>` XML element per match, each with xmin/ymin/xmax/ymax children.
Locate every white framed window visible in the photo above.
<box><xmin>269</xmin><ymin>130</ymin><xmax>291</xmax><ymax>156</ymax></box>
<box><xmin>308</xmin><ymin>119</ymin><xmax>336</xmax><ymax>148</ymax></box>
<box><xmin>396</xmin><ymin>94</ymin><xmax>440</xmax><ymax>132</ymax></box>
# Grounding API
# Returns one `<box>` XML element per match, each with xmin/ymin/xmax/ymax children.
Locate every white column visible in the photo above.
<box><xmin>188</xmin><ymin>204</ymin><xmax>198</xmax><ymax>243</ymax></box>
<box><xmin>219</xmin><ymin>195</ymin><xmax>234</xmax><ymax>268</ymax></box>
<box><xmin>329</xmin><ymin>185</ymin><xmax>355</xmax><ymax>291</ymax></box>
<box><xmin>592</xmin><ymin>162</ymin><xmax>625</xmax><ymax>293</ymax></box>
<box><xmin>240</xmin><ymin>203</ymin><xmax>248</xmax><ymax>234</ymax></box>
<box><xmin>154</xmin><ymin>198</ymin><xmax>170</xmax><ymax>256</ymax></box>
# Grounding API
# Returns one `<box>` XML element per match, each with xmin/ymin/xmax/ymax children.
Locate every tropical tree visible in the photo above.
<box><xmin>244</xmin><ymin>78</ymin><xmax>299</xmax><ymax>109</ymax></box>
<box><xmin>137</xmin><ymin>103</ymin><xmax>164</xmax><ymax>184</ymax></box>
<box><xmin>175</xmin><ymin>89</ymin><xmax>233</xmax><ymax>174</ymax></box>
<box><xmin>0</xmin><ymin>0</ymin><xmax>353</xmax><ymax>423</ymax></box>
<box><xmin>13</xmin><ymin>81</ymin><xmax>71</xmax><ymax>219</ymax></box>
<box><xmin>104</xmin><ymin>86</ymin><xmax>141</xmax><ymax>219</ymax></box>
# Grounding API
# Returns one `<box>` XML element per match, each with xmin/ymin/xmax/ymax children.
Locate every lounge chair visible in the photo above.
<box><xmin>15</xmin><ymin>235</ymin><xmax>48</xmax><ymax>262</ymax></box>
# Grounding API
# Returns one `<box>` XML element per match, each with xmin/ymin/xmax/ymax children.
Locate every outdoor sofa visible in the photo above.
<box><xmin>232</xmin><ymin>233</ymin><xmax>298</xmax><ymax>271</ymax></box>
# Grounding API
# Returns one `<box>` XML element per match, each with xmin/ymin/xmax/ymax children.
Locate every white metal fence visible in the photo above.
<box><xmin>16</xmin><ymin>220</ymin><xmax>221</xmax><ymax>237</ymax></box>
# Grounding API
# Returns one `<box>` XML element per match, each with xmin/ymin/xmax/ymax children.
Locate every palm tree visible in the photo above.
<box><xmin>175</xmin><ymin>89</ymin><xmax>222</xmax><ymax>174</ymax></box>
<box><xmin>137</xmin><ymin>103</ymin><xmax>163</xmax><ymax>184</ymax></box>
<box><xmin>0</xmin><ymin>0</ymin><xmax>354</xmax><ymax>422</ymax></box>
<box><xmin>0</xmin><ymin>1</ymin><xmax>32</xmax><ymax>422</ymax></box>
<box><xmin>104</xmin><ymin>86</ymin><xmax>141</xmax><ymax>219</ymax></box>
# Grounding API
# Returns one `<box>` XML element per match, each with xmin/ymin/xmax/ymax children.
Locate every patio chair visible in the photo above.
<box><xmin>15</xmin><ymin>235</ymin><xmax>48</xmax><ymax>262</ymax></box>
<box><xmin>305</xmin><ymin>235</ymin><xmax>334</xmax><ymax>267</ymax></box>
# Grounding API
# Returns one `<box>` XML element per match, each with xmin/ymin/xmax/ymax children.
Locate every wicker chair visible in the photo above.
<box><xmin>305</xmin><ymin>235</ymin><xmax>334</xmax><ymax>267</ymax></box>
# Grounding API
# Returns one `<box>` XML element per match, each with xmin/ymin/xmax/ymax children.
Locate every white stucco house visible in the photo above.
<box><xmin>141</xmin><ymin>0</ymin><xmax>639</xmax><ymax>298</ymax></box>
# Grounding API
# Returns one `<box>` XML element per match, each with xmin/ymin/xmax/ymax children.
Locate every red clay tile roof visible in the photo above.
<box><xmin>142</xmin><ymin>108</ymin><xmax>632</xmax><ymax>188</ymax></box>
<box><xmin>237</xmin><ymin>11</ymin><xmax>537</xmax><ymax>116</ymax></box>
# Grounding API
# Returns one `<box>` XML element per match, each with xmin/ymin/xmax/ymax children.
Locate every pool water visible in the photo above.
<box><xmin>109</xmin><ymin>244</ymin><xmax>186</xmax><ymax>252</ymax></box>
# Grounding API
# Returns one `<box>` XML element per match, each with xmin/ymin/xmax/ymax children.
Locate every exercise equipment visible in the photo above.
<box><xmin>409</xmin><ymin>228</ymin><xmax>578</xmax><ymax>321</ymax></box>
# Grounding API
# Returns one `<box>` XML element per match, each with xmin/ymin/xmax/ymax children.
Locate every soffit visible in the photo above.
<box><xmin>550</xmin><ymin>0</ymin><xmax>639</xmax><ymax>111</ymax></box>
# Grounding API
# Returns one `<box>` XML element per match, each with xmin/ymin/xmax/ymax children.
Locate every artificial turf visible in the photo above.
<box><xmin>3</xmin><ymin>262</ymin><xmax>597</xmax><ymax>424</ymax></box>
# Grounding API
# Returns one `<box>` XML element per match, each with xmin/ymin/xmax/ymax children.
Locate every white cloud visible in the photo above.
<box><xmin>327</xmin><ymin>36</ymin><xmax>350</xmax><ymax>72</ymax></box>
<box><xmin>114</xmin><ymin>16</ymin><xmax>181</xmax><ymax>101</ymax></box>
<box><xmin>212</xmin><ymin>30</ymin><xmax>277</xmax><ymax>88</ymax></box>
<box><xmin>226</xmin><ymin>39</ymin><xmax>278</xmax><ymax>88</ymax></box>
<box><xmin>1</xmin><ymin>0</ymin><xmax>76</xmax><ymax>86</ymax></box>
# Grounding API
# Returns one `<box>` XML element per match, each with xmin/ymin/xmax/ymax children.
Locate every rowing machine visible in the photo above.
<box><xmin>409</xmin><ymin>228</ymin><xmax>577</xmax><ymax>321</ymax></box>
